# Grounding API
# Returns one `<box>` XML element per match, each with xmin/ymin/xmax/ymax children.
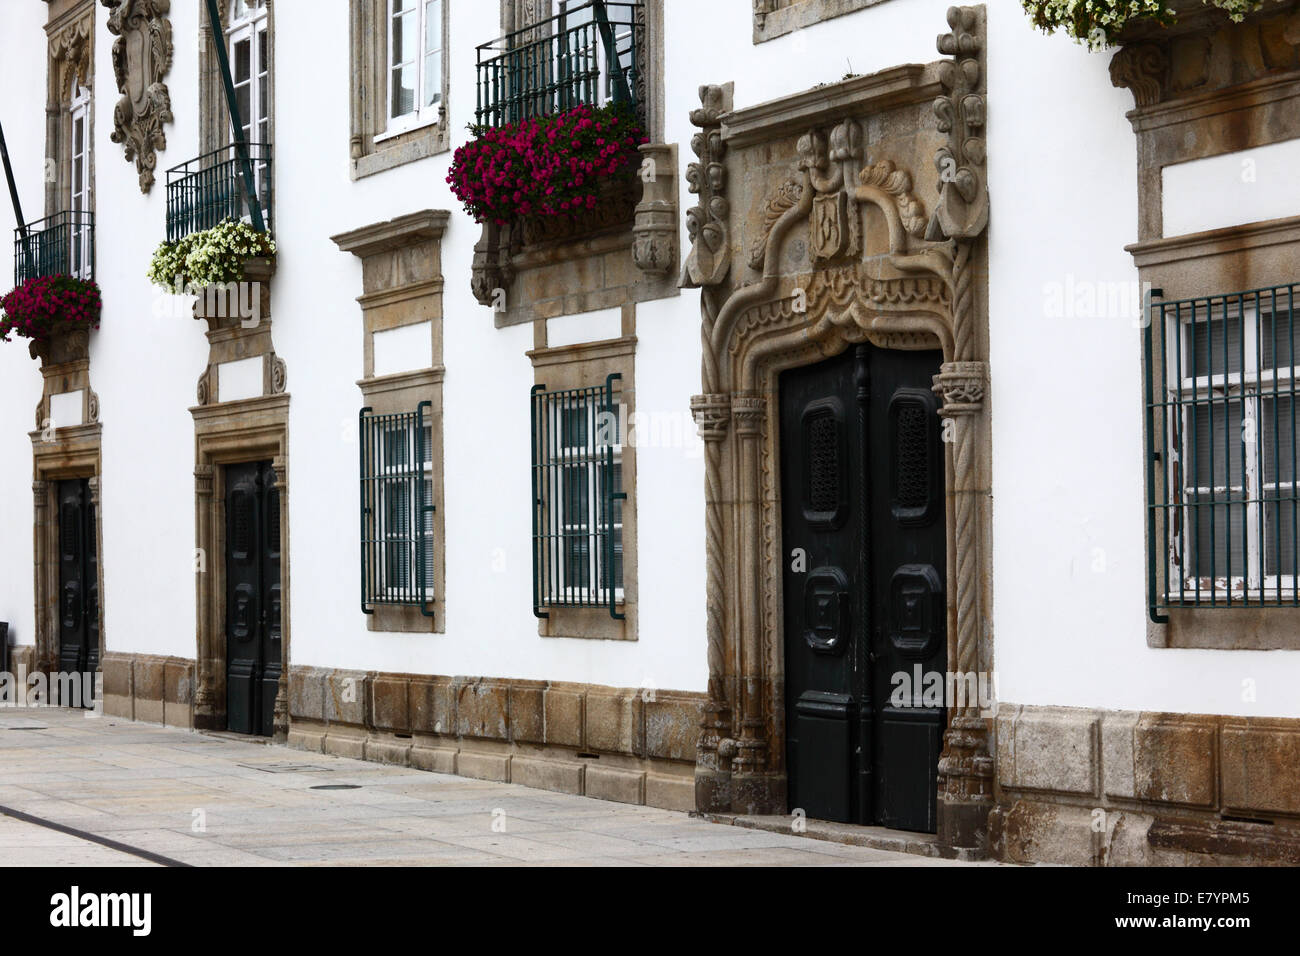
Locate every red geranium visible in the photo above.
<box><xmin>0</xmin><ymin>274</ymin><xmax>102</xmax><ymax>343</ymax></box>
<box><xmin>447</xmin><ymin>102</ymin><xmax>647</xmax><ymax>226</ymax></box>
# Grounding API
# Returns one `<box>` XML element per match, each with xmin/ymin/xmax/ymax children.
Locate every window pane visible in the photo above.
<box><xmin>425</xmin><ymin>0</ymin><xmax>441</xmax><ymax>53</ymax></box>
<box><xmin>1189</xmin><ymin>399</ymin><xmax>1245</xmax><ymax>492</ymax></box>
<box><xmin>1260</xmin><ymin>304</ymin><xmax>1300</xmax><ymax>371</ymax></box>
<box><xmin>391</xmin><ymin>8</ymin><xmax>416</xmax><ymax>65</ymax></box>
<box><xmin>1262</xmin><ymin>396</ymin><xmax>1298</xmax><ymax>488</ymax></box>
<box><xmin>424</xmin><ymin>50</ymin><xmax>441</xmax><ymax>108</ymax></box>
<box><xmin>236</xmin><ymin>85</ymin><xmax>251</xmax><ymax>133</ymax></box>
<box><xmin>1190</xmin><ymin>315</ymin><xmax>1243</xmax><ymax>377</ymax></box>
<box><xmin>234</xmin><ymin>37</ymin><xmax>252</xmax><ymax>83</ymax></box>
<box><xmin>391</xmin><ymin>64</ymin><xmax>415</xmax><ymax>118</ymax></box>
<box><xmin>1187</xmin><ymin>497</ymin><xmax>1248</xmax><ymax>581</ymax></box>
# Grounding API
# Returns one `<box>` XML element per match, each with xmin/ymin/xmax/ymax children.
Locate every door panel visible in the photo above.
<box><xmin>225</xmin><ymin>461</ymin><xmax>280</xmax><ymax>737</ymax></box>
<box><xmin>56</xmin><ymin>478</ymin><xmax>95</xmax><ymax>707</ymax></box>
<box><xmin>781</xmin><ymin>344</ymin><xmax>946</xmax><ymax>832</ymax></box>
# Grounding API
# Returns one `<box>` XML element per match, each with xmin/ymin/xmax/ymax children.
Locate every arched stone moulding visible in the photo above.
<box><xmin>683</xmin><ymin>5</ymin><xmax>993</xmax><ymax>854</ymax></box>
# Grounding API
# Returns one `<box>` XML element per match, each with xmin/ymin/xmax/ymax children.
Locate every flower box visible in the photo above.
<box><xmin>0</xmin><ymin>274</ymin><xmax>102</xmax><ymax>367</ymax></box>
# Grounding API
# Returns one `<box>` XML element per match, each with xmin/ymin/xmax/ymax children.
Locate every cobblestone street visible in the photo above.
<box><xmin>0</xmin><ymin>709</ymin><xmax>998</xmax><ymax>867</ymax></box>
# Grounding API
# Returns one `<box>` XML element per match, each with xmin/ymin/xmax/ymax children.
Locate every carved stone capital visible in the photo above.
<box><xmin>195</xmin><ymin>465</ymin><xmax>214</xmax><ymax>498</ymax></box>
<box><xmin>690</xmin><ymin>393</ymin><xmax>731</xmax><ymax>441</ymax></box>
<box><xmin>102</xmin><ymin>0</ymin><xmax>174</xmax><ymax>193</ymax></box>
<box><xmin>934</xmin><ymin>360</ymin><xmax>987</xmax><ymax>415</ymax></box>
<box><xmin>731</xmin><ymin>396</ymin><xmax>766</xmax><ymax>436</ymax></box>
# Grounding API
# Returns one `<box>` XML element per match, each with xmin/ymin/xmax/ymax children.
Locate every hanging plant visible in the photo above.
<box><xmin>447</xmin><ymin>102</ymin><xmax>648</xmax><ymax>227</ymax></box>
<box><xmin>0</xmin><ymin>274</ymin><xmax>102</xmax><ymax>343</ymax></box>
<box><xmin>1022</xmin><ymin>0</ymin><xmax>1266</xmax><ymax>47</ymax></box>
<box><xmin>147</xmin><ymin>218</ymin><xmax>276</xmax><ymax>291</ymax></box>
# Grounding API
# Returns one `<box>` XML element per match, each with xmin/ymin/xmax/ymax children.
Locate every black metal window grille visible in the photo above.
<box><xmin>165</xmin><ymin>143</ymin><xmax>273</xmax><ymax>242</ymax></box>
<box><xmin>475</xmin><ymin>1</ymin><xmax>640</xmax><ymax>128</ymax></box>
<box><xmin>360</xmin><ymin>403</ymin><xmax>435</xmax><ymax>617</ymax></box>
<box><xmin>531</xmin><ymin>375</ymin><xmax>625</xmax><ymax>619</ymax></box>
<box><xmin>1145</xmin><ymin>283</ymin><xmax>1300</xmax><ymax>619</ymax></box>
<box><xmin>13</xmin><ymin>211</ymin><xmax>95</xmax><ymax>284</ymax></box>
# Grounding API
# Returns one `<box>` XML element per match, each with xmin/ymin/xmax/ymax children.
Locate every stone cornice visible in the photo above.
<box><xmin>721</xmin><ymin>65</ymin><xmax>942</xmax><ymax>148</ymax></box>
<box><xmin>527</xmin><ymin>335</ymin><xmax>638</xmax><ymax>369</ymax></box>
<box><xmin>331</xmin><ymin>210</ymin><xmax>451</xmax><ymax>258</ymax></box>
<box><xmin>1126</xmin><ymin>214</ymin><xmax>1300</xmax><ymax>268</ymax></box>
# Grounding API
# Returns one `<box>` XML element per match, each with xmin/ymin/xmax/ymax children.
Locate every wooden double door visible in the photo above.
<box><xmin>225</xmin><ymin>461</ymin><xmax>282</xmax><ymax>737</ymax></box>
<box><xmin>56</xmin><ymin>478</ymin><xmax>98</xmax><ymax>707</ymax></box>
<box><xmin>780</xmin><ymin>344</ymin><xmax>947</xmax><ymax>833</ymax></box>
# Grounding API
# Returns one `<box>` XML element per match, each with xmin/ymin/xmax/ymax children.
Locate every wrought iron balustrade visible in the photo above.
<box><xmin>12</xmin><ymin>210</ymin><xmax>95</xmax><ymax>284</ymax></box>
<box><xmin>476</xmin><ymin>1</ymin><xmax>641</xmax><ymax>128</ymax></box>
<box><xmin>165</xmin><ymin>143</ymin><xmax>272</xmax><ymax>241</ymax></box>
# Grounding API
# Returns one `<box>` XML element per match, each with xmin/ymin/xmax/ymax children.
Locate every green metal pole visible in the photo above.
<box><xmin>203</xmin><ymin>0</ymin><xmax>265</xmax><ymax>233</ymax></box>
<box><xmin>0</xmin><ymin>119</ymin><xmax>28</xmax><ymax>240</ymax></box>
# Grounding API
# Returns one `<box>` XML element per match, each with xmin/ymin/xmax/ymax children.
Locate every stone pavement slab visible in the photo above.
<box><xmin>0</xmin><ymin>707</ymin><xmax>1004</xmax><ymax>867</ymax></box>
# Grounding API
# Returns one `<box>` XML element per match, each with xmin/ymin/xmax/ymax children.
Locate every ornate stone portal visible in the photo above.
<box><xmin>101</xmin><ymin>0</ymin><xmax>173</xmax><ymax>192</ymax></box>
<box><xmin>683</xmin><ymin>6</ymin><xmax>993</xmax><ymax>853</ymax></box>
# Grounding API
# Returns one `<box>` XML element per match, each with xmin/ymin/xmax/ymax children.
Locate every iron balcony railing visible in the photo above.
<box><xmin>165</xmin><ymin>143</ymin><xmax>272</xmax><ymax>241</ymax></box>
<box><xmin>1145</xmin><ymin>282</ymin><xmax>1300</xmax><ymax>620</ymax></box>
<box><xmin>476</xmin><ymin>0</ymin><xmax>640</xmax><ymax>128</ymax></box>
<box><xmin>531</xmin><ymin>375</ymin><xmax>626</xmax><ymax>620</ymax></box>
<box><xmin>359</xmin><ymin>403</ymin><xmax>436</xmax><ymax>619</ymax></box>
<box><xmin>13</xmin><ymin>210</ymin><xmax>95</xmax><ymax>284</ymax></box>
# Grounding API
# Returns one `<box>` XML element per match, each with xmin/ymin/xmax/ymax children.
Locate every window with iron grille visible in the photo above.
<box><xmin>531</xmin><ymin>375</ymin><xmax>625</xmax><ymax>619</ymax></box>
<box><xmin>1145</xmin><ymin>283</ymin><xmax>1300</xmax><ymax>619</ymax></box>
<box><xmin>359</xmin><ymin>403</ymin><xmax>435</xmax><ymax>617</ymax></box>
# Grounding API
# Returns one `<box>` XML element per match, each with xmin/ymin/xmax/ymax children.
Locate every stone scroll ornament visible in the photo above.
<box><xmin>102</xmin><ymin>0</ymin><xmax>175</xmax><ymax>193</ymax></box>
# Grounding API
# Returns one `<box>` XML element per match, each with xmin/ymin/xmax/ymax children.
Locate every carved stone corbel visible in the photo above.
<box><xmin>1109</xmin><ymin>42</ymin><xmax>1168</xmax><ymax>108</ymax></box>
<box><xmin>632</xmin><ymin>143</ymin><xmax>678</xmax><ymax>277</ymax></box>
<box><xmin>101</xmin><ymin>0</ymin><xmax>174</xmax><ymax>193</ymax></box>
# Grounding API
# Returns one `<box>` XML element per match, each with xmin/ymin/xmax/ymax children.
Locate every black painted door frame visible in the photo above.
<box><xmin>780</xmin><ymin>343</ymin><xmax>948</xmax><ymax>833</ymax></box>
<box><xmin>224</xmin><ymin>460</ymin><xmax>282</xmax><ymax>737</ymax></box>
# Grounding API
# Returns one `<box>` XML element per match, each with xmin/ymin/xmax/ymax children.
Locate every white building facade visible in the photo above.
<box><xmin>2</xmin><ymin>0</ymin><xmax>1299</xmax><ymax>865</ymax></box>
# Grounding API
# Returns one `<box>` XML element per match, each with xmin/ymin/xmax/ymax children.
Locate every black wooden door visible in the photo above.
<box><xmin>225</xmin><ymin>461</ymin><xmax>281</xmax><ymax>737</ymax></box>
<box><xmin>56</xmin><ymin>478</ymin><xmax>97</xmax><ymax>707</ymax></box>
<box><xmin>781</xmin><ymin>344</ymin><xmax>946</xmax><ymax>832</ymax></box>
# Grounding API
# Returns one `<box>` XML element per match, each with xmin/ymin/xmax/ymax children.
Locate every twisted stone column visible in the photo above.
<box><xmin>934</xmin><ymin>359</ymin><xmax>993</xmax><ymax>849</ymax></box>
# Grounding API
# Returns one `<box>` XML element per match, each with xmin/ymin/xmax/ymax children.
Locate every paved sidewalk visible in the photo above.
<box><xmin>0</xmin><ymin>708</ymin><xmax>997</xmax><ymax>867</ymax></box>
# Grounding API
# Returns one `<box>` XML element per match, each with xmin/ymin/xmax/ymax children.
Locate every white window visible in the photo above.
<box><xmin>68</xmin><ymin>84</ymin><xmax>92</xmax><ymax>280</ymax></box>
<box><xmin>385</xmin><ymin>0</ymin><xmax>444</xmax><ymax>136</ymax></box>
<box><xmin>227</xmin><ymin>0</ymin><xmax>271</xmax><ymax>217</ymax></box>
<box><xmin>1165</xmin><ymin>291</ymin><xmax>1300</xmax><ymax>602</ymax></box>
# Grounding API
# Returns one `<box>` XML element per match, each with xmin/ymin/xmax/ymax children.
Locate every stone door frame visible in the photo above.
<box><xmin>31</xmin><ymin>424</ymin><xmax>103</xmax><ymax>689</ymax></box>
<box><xmin>192</xmin><ymin>395</ymin><xmax>290</xmax><ymax>739</ymax></box>
<box><xmin>683</xmin><ymin>6</ymin><xmax>994</xmax><ymax>853</ymax></box>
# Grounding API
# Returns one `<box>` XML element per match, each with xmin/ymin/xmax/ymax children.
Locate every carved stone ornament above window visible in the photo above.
<box><xmin>101</xmin><ymin>0</ymin><xmax>174</xmax><ymax>193</ymax></box>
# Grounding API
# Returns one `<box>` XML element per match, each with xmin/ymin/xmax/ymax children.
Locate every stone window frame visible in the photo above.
<box><xmin>348</xmin><ymin>0</ymin><xmax>452</xmax><ymax>180</ymax></box>
<box><xmin>46</xmin><ymin>1</ymin><xmax>96</xmax><ymax>223</ymax></box>
<box><xmin>751</xmin><ymin>0</ymin><xmax>893</xmax><ymax>44</ymax></box>
<box><xmin>332</xmin><ymin>211</ymin><xmax>451</xmax><ymax>633</ymax></box>
<box><xmin>526</xmin><ymin>314</ymin><xmax>639</xmax><ymax>641</ymax></box>
<box><xmin>1111</xmin><ymin>4</ymin><xmax>1300</xmax><ymax>650</ymax></box>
